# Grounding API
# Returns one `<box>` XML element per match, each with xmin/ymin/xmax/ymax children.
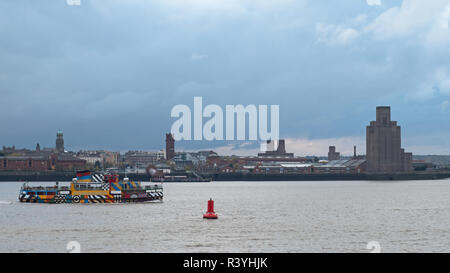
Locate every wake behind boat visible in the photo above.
<box><xmin>18</xmin><ymin>170</ymin><xmax>163</xmax><ymax>204</ymax></box>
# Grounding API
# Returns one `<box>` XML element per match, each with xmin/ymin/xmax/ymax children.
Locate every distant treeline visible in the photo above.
<box><xmin>413</xmin><ymin>155</ymin><xmax>450</xmax><ymax>165</ymax></box>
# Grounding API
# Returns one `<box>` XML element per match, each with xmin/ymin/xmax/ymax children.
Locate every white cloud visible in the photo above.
<box><xmin>408</xmin><ymin>84</ymin><xmax>438</xmax><ymax>101</ymax></box>
<box><xmin>351</xmin><ymin>14</ymin><xmax>368</xmax><ymax>25</ymax></box>
<box><xmin>285</xmin><ymin>136</ymin><xmax>365</xmax><ymax>156</ymax></box>
<box><xmin>425</xmin><ymin>5</ymin><xmax>450</xmax><ymax>46</ymax></box>
<box><xmin>408</xmin><ymin>67</ymin><xmax>450</xmax><ymax>101</ymax></box>
<box><xmin>237</xmin><ymin>136</ymin><xmax>366</xmax><ymax>156</ymax></box>
<box><xmin>435</xmin><ymin>67</ymin><xmax>450</xmax><ymax>94</ymax></box>
<box><xmin>337</xmin><ymin>28</ymin><xmax>359</xmax><ymax>43</ymax></box>
<box><xmin>314</xmin><ymin>1</ymin><xmax>449</xmax><ymax>48</ymax></box>
<box><xmin>179</xmin><ymin>143</ymin><xmax>260</xmax><ymax>156</ymax></box>
<box><xmin>316</xmin><ymin>23</ymin><xmax>359</xmax><ymax>45</ymax></box>
<box><xmin>204</xmin><ymin>135</ymin><xmax>450</xmax><ymax>156</ymax></box>
<box><xmin>159</xmin><ymin>0</ymin><xmax>299</xmax><ymax>14</ymax></box>
<box><xmin>213</xmin><ymin>144</ymin><xmax>259</xmax><ymax>156</ymax></box>
<box><xmin>440</xmin><ymin>100</ymin><xmax>450</xmax><ymax>113</ymax></box>
<box><xmin>366</xmin><ymin>0</ymin><xmax>381</xmax><ymax>6</ymax></box>
<box><xmin>364</xmin><ymin>0</ymin><xmax>450</xmax><ymax>47</ymax></box>
<box><xmin>239</xmin><ymin>141</ymin><xmax>253</xmax><ymax>148</ymax></box>
<box><xmin>203</xmin><ymin>137</ymin><xmax>365</xmax><ymax>157</ymax></box>
<box><xmin>178</xmin><ymin>136</ymin><xmax>366</xmax><ymax>157</ymax></box>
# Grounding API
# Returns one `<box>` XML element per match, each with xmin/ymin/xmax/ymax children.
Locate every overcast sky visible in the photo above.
<box><xmin>0</xmin><ymin>0</ymin><xmax>449</xmax><ymax>156</ymax></box>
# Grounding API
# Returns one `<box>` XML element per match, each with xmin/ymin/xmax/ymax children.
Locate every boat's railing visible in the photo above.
<box><xmin>21</xmin><ymin>185</ymin><xmax>70</xmax><ymax>191</ymax></box>
<box><xmin>73</xmin><ymin>184</ymin><xmax>103</xmax><ymax>190</ymax></box>
<box><xmin>21</xmin><ymin>185</ymin><xmax>52</xmax><ymax>190</ymax></box>
<box><xmin>144</xmin><ymin>184</ymin><xmax>163</xmax><ymax>190</ymax></box>
<box><xmin>20</xmin><ymin>182</ymin><xmax>163</xmax><ymax>192</ymax></box>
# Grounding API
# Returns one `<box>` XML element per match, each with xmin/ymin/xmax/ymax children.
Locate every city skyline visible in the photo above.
<box><xmin>0</xmin><ymin>0</ymin><xmax>449</xmax><ymax>155</ymax></box>
<box><xmin>0</xmin><ymin>106</ymin><xmax>413</xmax><ymax>175</ymax></box>
<box><xmin>0</xmin><ymin>105</ymin><xmax>443</xmax><ymax>158</ymax></box>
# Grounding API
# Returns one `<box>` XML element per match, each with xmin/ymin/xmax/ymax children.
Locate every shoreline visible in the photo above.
<box><xmin>0</xmin><ymin>171</ymin><xmax>449</xmax><ymax>182</ymax></box>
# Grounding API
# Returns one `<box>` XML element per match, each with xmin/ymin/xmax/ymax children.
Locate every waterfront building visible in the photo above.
<box><xmin>125</xmin><ymin>150</ymin><xmax>165</xmax><ymax>169</ymax></box>
<box><xmin>56</xmin><ymin>130</ymin><xmax>64</xmax><ymax>153</ymax></box>
<box><xmin>173</xmin><ymin>152</ymin><xmax>205</xmax><ymax>168</ymax></box>
<box><xmin>0</xmin><ymin>130</ymin><xmax>86</xmax><ymax>172</ymax></box>
<box><xmin>76</xmin><ymin>150</ymin><xmax>120</xmax><ymax>168</ymax></box>
<box><xmin>366</xmin><ymin>106</ymin><xmax>413</xmax><ymax>173</ymax></box>
<box><xmin>76</xmin><ymin>152</ymin><xmax>103</xmax><ymax>167</ymax></box>
<box><xmin>0</xmin><ymin>156</ymin><xmax>51</xmax><ymax>171</ymax></box>
<box><xmin>252</xmin><ymin>162</ymin><xmax>313</xmax><ymax>174</ymax></box>
<box><xmin>0</xmin><ymin>153</ymin><xmax>86</xmax><ymax>172</ymax></box>
<box><xmin>313</xmin><ymin>159</ymin><xmax>367</xmax><ymax>174</ymax></box>
<box><xmin>257</xmin><ymin>139</ymin><xmax>294</xmax><ymax>158</ymax></box>
<box><xmin>1</xmin><ymin>145</ymin><xmax>30</xmax><ymax>155</ymax></box>
<box><xmin>240</xmin><ymin>158</ymin><xmax>367</xmax><ymax>175</ymax></box>
<box><xmin>166</xmin><ymin>133</ymin><xmax>175</xmax><ymax>160</ymax></box>
<box><xmin>327</xmin><ymin>146</ymin><xmax>340</xmax><ymax>161</ymax></box>
<box><xmin>52</xmin><ymin>153</ymin><xmax>86</xmax><ymax>171</ymax></box>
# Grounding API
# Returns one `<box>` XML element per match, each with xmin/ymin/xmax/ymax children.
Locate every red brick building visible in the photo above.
<box><xmin>0</xmin><ymin>156</ymin><xmax>50</xmax><ymax>171</ymax></box>
<box><xmin>51</xmin><ymin>154</ymin><xmax>86</xmax><ymax>171</ymax></box>
<box><xmin>0</xmin><ymin>154</ymin><xmax>86</xmax><ymax>172</ymax></box>
<box><xmin>165</xmin><ymin>133</ymin><xmax>175</xmax><ymax>160</ymax></box>
<box><xmin>366</xmin><ymin>106</ymin><xmax>413</xmax><ymax>173</ymax></box>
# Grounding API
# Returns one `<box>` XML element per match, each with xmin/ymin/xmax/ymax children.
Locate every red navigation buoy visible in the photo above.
<box><xmin>203</xmin><ymin>198</ymin><xmax>218</xmax><ymax>219</ymax></box>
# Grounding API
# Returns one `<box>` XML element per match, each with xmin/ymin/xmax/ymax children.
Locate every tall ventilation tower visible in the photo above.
<box><xmin>56</xmin><ymin>130</ymin><xmax>64</xmax><ymax>154</ymax></box>
<box><xmin>165</xmin><ymin>133</ymin><xmax>175</xmax><ymax>160</ymax></box>
<box><xmin>366</xmin><ymin>106</ymin><xmax>412</xmax><ymax>173</ymax></box>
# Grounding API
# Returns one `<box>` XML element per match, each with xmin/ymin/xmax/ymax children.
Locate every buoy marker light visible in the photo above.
<box><xmin>203</xmin><ymin>198</ymin><xmax>218</xmax><ymax>219</ymax></box>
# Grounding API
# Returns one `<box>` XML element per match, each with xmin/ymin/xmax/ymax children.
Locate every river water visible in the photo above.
<box><xmin>1</xmin><ymin>180</ymin><xmax>449</xmax><ymax>253</ymax></box>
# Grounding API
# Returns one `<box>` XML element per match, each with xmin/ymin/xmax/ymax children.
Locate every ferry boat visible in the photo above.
<box><xmin>18</xmin><ymin>170</ymin><xmax>163</xmax><ymax>204</ymax></box>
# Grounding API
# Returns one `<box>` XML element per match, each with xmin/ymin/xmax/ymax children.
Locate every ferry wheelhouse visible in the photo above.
<box><xmin>18</xmin><ymin>170</ymin><xmax>163</xmax><ymax>204</ymax></box>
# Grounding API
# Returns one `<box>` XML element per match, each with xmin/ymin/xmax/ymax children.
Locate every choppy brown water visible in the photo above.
<box><xmin>1</xmin><ymin>180</ymin><xmax>450</xmax><ymax>253</ymax></box>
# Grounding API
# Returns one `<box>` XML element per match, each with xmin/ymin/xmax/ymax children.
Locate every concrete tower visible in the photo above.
<box><xmin>56</xmin><ymin>130</ymin><xmax>64</xmax><ymax>154</ymax></box>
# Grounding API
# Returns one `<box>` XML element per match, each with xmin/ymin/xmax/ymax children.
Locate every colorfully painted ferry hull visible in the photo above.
<box><xmin>18</xmin><ymin>192</ymin><xmax>163</xmax><ymax>204</ymax></box>
<box><xmin>18</xmin><ymin>171</ymin><xmax>163</xmax><ymax>204</ymax></box>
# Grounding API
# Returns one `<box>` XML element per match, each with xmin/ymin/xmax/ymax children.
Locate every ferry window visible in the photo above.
<box><xmin>28</xmin><ymin>192</ymin><xmax>35</xmax><ymax>195</ymax></box>
<box><xmin>37</xmin><ymin>192</ymin><xmax>45</xmax><ymax>195</ymax></box>
<box><xmin>47</xmin><ymin>192</ymin><xmax>56</xmax><ymax>196</ymax></box>
<box><xmin>3</xmin><ymin>160</ymin><xmax>6</xmax><ymax>168</ymax></box>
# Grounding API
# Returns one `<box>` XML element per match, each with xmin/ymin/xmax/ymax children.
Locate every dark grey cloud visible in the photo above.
<box><xmin>0</xmin><ymin>0</ymin><xmax>448</xmax><ymax>154</ymax></box>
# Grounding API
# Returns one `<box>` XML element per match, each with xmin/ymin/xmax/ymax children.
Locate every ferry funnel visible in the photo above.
<box><xmin>203</xmin><ymin>198</ymin><xmax>218</xmax><ymax>219</ymax></box>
